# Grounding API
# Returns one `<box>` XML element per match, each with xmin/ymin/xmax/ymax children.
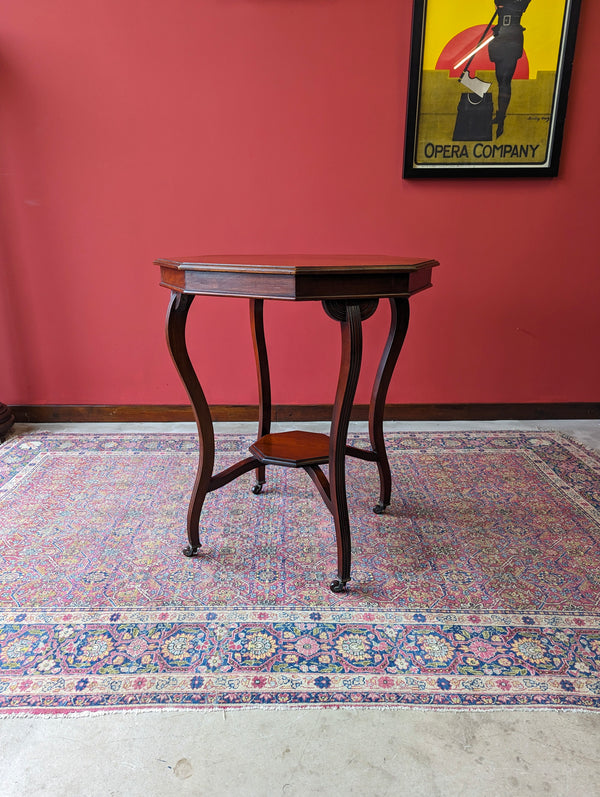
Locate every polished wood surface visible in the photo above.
<box><xmin>158</xmin><ymin>255</ymin><xmax>438</xmax><ymax>592</ymax></box>
<box><xmin>159</xmin><ymin>254</ymin><xmax>438</xmax><ymax>268</ymax></box>
<box><xmin>250</xmin><ymin>431</ymin><xmax>330</xmax><ymax>467</ymax></box>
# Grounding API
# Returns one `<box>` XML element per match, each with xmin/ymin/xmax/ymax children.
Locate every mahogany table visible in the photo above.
<box><xmin>157</xmin><ymin>255</ymin><xmax>438</xmax><ymax>592</ymax></box>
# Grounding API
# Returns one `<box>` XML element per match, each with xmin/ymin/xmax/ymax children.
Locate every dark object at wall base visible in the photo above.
<box><xmin>0</xmin><ymin>403</ymin><xmax>15</xmax><ymax>439</ymax></box>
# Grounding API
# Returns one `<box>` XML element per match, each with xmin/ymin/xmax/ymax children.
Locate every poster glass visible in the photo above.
<box><xmin>404</xmin><ymin>0</ymin><xmax>582</xmax><ymax>177</ymax></box>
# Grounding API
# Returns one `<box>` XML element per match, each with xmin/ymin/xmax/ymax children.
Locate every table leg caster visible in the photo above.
<box><xmin>183</xmin><ymin>545</ymin><xmax>201</xmax><ymax>557</ymax></box>
<box><xmin>252</xmin><ymin>482</ymin><xmax>265</xmax><ymax>495</ymax></box>
<box><xmin>330</xmin><ymin>578</ymin><xmax>349</xmax><ymax>594</ymax></box>
<box><xmin>373</xmin><ymin>501</ymin><xmax>388</xmax><ymax>514</ymax></box>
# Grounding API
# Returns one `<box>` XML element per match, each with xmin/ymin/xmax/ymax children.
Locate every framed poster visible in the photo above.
<box><xmin>403</xmin><ymin>0</ymin><xmax>582</xmax><ymax>178</ymax></box>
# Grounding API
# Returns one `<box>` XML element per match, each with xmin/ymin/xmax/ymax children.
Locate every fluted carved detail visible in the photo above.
<box><xmin>322</xmin><ymin>299</ymin><xmax>378</xmax><ymax>322</ymax></box>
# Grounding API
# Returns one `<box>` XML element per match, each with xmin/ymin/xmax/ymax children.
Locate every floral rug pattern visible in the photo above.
<box><xmin>0</xmin><ymin>430</ymin><xmax>599</xmax><ymax>712</ymax></box>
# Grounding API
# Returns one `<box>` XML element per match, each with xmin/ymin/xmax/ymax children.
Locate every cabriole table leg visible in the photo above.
<box><xmin>249</xmin><ymin>298</ymin><xmax>271</xmax><ymax>495</ymax></box>
<box><xmin>165</xmin><ymin>291</ymin><xmax>215</xmax><ymax>557</ymax></box>
<box><xmin>368</xmin><ymin>297</ymin><xmax>410</xmax><ymax>513</ymax></box>
<box><xmin>324</xmin><ymin>301</ymin><xmax>364</xmax><ymax>593</ymax></box>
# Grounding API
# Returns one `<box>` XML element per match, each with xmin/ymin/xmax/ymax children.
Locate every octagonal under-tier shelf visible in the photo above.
<box><xmin>249</xmin><ymin>431</ymin><xmax>330</xmax><ymax>467</ymax></box>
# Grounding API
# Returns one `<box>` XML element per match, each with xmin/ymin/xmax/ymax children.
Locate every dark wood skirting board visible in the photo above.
<box><xmin>11</xmin><ymin>403</ymin><xmax>600</xmax><ymax>424</ymax></box>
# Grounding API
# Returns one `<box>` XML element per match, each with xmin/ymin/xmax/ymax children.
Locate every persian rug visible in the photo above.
<box><xmin>0</xmin><ymin>430</ymin><xmax>599</xmax><ymax>714</ymax></box>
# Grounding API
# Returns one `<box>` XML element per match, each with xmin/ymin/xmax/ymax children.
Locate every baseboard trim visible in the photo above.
<box><xmin>11</xmin><ymin>403</ymin><xmax>600</xmax><ymax>424</ymax></box>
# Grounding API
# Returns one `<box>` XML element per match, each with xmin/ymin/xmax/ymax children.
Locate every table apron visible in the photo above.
<box><xmin>160</xmin><ymin>266</ymin><xmax>433</xmax><ymax>300</ymax></box>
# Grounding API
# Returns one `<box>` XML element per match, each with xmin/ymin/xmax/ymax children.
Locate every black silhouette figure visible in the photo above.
<box><xmin>488</xmin><ymin>0</ymin><xmax>532</xmax><ymax>137</ymax></box>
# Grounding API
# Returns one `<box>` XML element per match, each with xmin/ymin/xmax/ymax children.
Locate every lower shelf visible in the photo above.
<box><xmin>249</xmin><ymin>430</ymin><xmax>330</xmax><ymax>467</ymax></box>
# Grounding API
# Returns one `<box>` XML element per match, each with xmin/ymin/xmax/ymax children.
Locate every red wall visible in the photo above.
<box><xmin>1</xmin><ymin>0</ymin><xmax>598</xmax><ymax>407</ymax></box>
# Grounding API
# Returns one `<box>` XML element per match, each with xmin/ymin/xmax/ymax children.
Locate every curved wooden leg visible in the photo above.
<box><xmin>368</xmin><ymin>297</ymin><xmax>410</xmax><ymax>513</ymax></box>
<box><xmin>249</xmin><ymin>298</ymin><xmax>271</xmax><ymax>494</ymax></box>
<box><xmin>165</xmin><ymin>291</ymin><xmax>215</xmax><ymax>556</ymax></box>
<box><xmin>325</xmin><ymin>302</ymin><xmax>363</xmax><ymax>593</ymax></box>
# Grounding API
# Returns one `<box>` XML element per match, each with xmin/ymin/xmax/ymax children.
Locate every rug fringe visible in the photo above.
<box><xmin>2</xmin><ymin>703</ymin><xmax>599</xmax><ymax>720</ymax></box>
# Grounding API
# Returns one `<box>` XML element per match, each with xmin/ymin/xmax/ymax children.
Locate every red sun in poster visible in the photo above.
<box><xmin>436</xmin><ymin>25</ymin><xmax>529</xmax><ymax>79</ymax></box>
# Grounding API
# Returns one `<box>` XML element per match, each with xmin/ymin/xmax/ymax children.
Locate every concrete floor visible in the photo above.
<box><xmin>1</xmin><ymin>420</ymin><xmax>600</xmax><ymax>797</ymax></box>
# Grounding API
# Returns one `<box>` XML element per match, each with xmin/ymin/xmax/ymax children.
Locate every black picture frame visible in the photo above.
<box><xmin>403</xmin><ymin>0</ymin><xmax>582</xmax><ymax>178</ymax></box>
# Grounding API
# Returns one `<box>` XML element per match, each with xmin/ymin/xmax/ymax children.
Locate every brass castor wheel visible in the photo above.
<box><xmin>330</xmin><ymin>579</ymin><xmax>349</xmax><ymax>594</ymax></box>
<box><xmin>183</xmin><ymin>545</ymin><xmax>201</xmax><ymax>557</ymax></box>
<box><xmin>252</xmin><ymin>482</ymin><xmax>264</xmax><ymax>495</ymax></box>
